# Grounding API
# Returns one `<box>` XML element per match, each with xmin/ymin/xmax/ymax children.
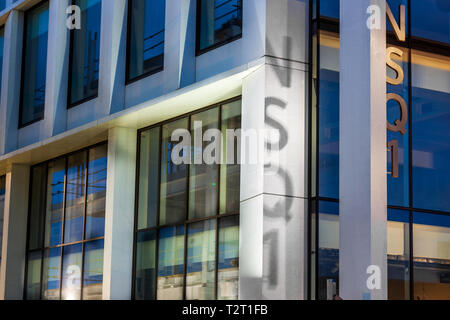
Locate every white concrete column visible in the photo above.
<box><xmin>0</xmin><ymin>10</ymin><xmax>23</xmax><ymax>155</ymax></box>
<box><xmin>97</xmin><ymin>0</ymin><xmax>127</xmax><ymax>117</ymax></box>
<box><xmin>0</xmin><ymin>164</ymin><xmax>30</xmax><ymax>300</ymax></box>
<box><xmin>339</xmin><ymin>0</ymin><xmax>387</xmax><ymax>300</ymax></box>
<box><xmin>102</xmin><ymin>127</ymin><xmax>137</xmax><ymax>300</ymax></box>
<box><xmin>239</xmin><ymin>0</ymin><xmax>309</xmax><ymax>300</ymax></box>
<box><xmin>43</xmin><ymin>0</ymin><xmax>70</xmax><ymax>138</ymax></box>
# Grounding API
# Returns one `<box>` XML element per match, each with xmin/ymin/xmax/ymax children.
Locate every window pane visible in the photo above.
<box><xmin>0</xmin><ymin>27</ymin><xmax>4</xmax><ymax>98</ymax></box>
<box><xmin>160</xmin><ymin>119</ymin><xmax>188</xmax><ymax>226</ymax></box>
<box><xmin>45</xmin><ymin>159</ymin><xmax>65</xmax><ymax>247</ymax></box>
<box><xmin>61</xmin><ymin>244</ymin><xmax>83</xmax><ymax>300</ymax></box>
<box><xmin>411</xmin><ymin>0</ymin><xmax>450</xmax><ymax>44</ymax></box>
<box><xmin>318</xmin><ymin>201</ymin><xmax>339</xmax><ymax>300</ymax></box>
<box><xmin>412</xmin><ymin>50</ymin><xmax>450</xmax><ymax>212</ymax></box>
<box><xmin>220</xmin><ymin>101</ymin><xmax>241</xmax><ymax>215</ymax></box>
<box><xmin>157</xmin><ymin>226</ymin><xmax>185</xmax><ymax>300</ymax></box>
<box><xmin>28</xmin><ymin>164</ymin><xmax>47</xmax><ymax>250</ymax></box>
<box><xmin>69</xmin><ymin>0</ymin><xmax>101</xmax><ymax>105</ymax></box>
<box><xmin>138</xmin><ymin>128</ymin><xmax>160</xmax><ymax>230</ymax></box>
<box><xmin>82</xmin><ymin>239</ymin><xmax>104</xmax><ymax>300</ymax></box>
<box><xmin>26</xmin><ymin>251</ymin><xmax>42</xmax><ymax>300</ymax></box>
<box><xmin>189</xmin><ymin>108</ymin><xmax>219</xmax><ymax>220</ymax></box>
<box><xmin>320</xmin><ymin>0</ymin><xmax>338</xmax><ymax>19</ymax></box>
<box><xmin>199</xmin><ymin>0</ymin><xmax>242</xmax><ymax>52</ymax></box>
<box><xmin>387</xmin><ymin>46</ymin><xmax>410</xmax><ymax>207</ymax></box>
<box><xmin>217</xmin><ymin>215</ymin><xmax>239</xmax><ymax>300</ymax></box>
<box><xmin>64</xmin><ymin>151</ymin><xmax>87</xmax><ymax>243</ymax></box>
<box><xmin>86</xmin><ymin>145</ymin><xmax>107</xmax><ymax>239</ymax></box>
<box><xmin>20</xmin><ymin>1</ymin><xmax>48</xmax><ymax>126</ymax></box>
<box><xmin>186</xmin><ymin>220</ymin><xmax>216</xmax><ymax>300</ymax></box>
<box><xmin>387</xmin><ymin>209</ymin><xmax>410</xmax><ymax>300</ymax></box>
<box><xmin>387</xmin><ymin>0</ymin><xmax>409</xmax><ymax>36</ymax></box>
<box><xmin>128</xmin><ymin>0</ymin><xmax>165</xmax><ymax>81</ymax></box>
<box><xmin>135</xmin><ymin>229</ymin><xmax>157</xmax><ymax>300</ymax></box>
<box><xmin>41</xmin><ymin>247</ymin><xmax>61</xmax><ymax>300</ymax></box>
<box><xmin>413</xmin><ymin>212</ymin><xmax>450</xmax><ymax>300</ymax></box>
<box><xmin>0</xmin><ymin>176</ymin><xmax>5</xmax><ymax>263</ymax></box>
<box><xmin>318</xmin><ymin>31</ymin><xmax>339</xmax><ymax>199</ymax></box>
<box><xmin>0</xmin><ymin>0</ymin><xmax>5</xmax><ymax>11</ymax></box>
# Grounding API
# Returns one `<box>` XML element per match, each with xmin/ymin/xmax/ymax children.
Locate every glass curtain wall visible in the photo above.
<box><xmin>127</xmin><ymin>0</ymin><xmax>166</xmax><ymax>82</ymax></box>
<box><xmin>134</xmin><ymin>98</ymin><xmax>241</xmax><ymax>300</ymax></box>
<box><xmin>310</xmin><ymin>0</ymin><xmax>450</xmax><ymax>300</ymax></box>
<box><xmin>25</xmin><ymin>144</ymin><xmax>107</xmax><ymax>300</ymax></box>
<box><xmin>20</xmin><ymin>1</ymin><xmax>49</xmax><ymax>126</ymax></box>
<box><xmin>198</xmin><ymin>0</ymin><xmax>243</xmax><ymax>53</ymax></box>
<box><xmin>68</xmin><ymin>0</ymin><xmax>102</xmax><ymax>106</ymax></box>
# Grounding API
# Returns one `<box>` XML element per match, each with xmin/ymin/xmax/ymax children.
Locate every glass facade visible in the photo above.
<box><xmin>0</xmin><ymin>27</ymin><xmax>4</xmax><ymax>100</ymax></box>
<box><xmin>20</xmin><ymin>1</ymin><xmax>49</xmax><ymax>127</ymax></box>
<box><xmin>311</xmin><ymin>0</ymin><xmax>450</xmax><ymax>300</ymax></box>
<box><xmin>127</xmin><ymin>0</ymin><xmax>165</xmax><ymax>82</ymax></box>
<box><xmin>198</xmin><ymin>0</ymin><xmax>242</xmax><ymax>53</ymax></box>
<box><xmin>0</xmin><ymin>176</ymin><xmax>5</xmax><ymax>267</ymax></box>
<box><xmin>25</xmin><ymin>144</ymin><xmax>107</xmax><ymax>300</ymax></box>
<box><xmin>68</xmin><ymin>0</ymin><xmax>101</xmax><ymax>106</ymax></box>
<box><xmin>134</xmin><ymin>99</ymin><xmax>241</xmax><ymax>300</ymax></box>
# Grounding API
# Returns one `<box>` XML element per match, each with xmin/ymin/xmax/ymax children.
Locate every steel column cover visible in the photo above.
<box><xmin>339</xmin><ymin>0</ymin><xmax>387</xmax><ymax>300</ymax></box>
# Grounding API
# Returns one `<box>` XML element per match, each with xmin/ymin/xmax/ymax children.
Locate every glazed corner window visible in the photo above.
<box><xmin>197</xmin><ymin>0</ymin><xmax>242</xmax><ymax>54</ymax></box>
<box><xmin>20</xmin><ymin>1</ymin><xmax>49</xmax><ymax>127</ymax></box>
<box><xmin>68</xmin><ymin>0</ymin><xmax>101</xmax><ymax>107</ymax></box>
<box><xmin>127</xmin><ymin>0</ymin><xmax>166</xmax><ymax>82</ymax></box>
<box><xmin>134</xmin><ymin>99</ymin><xmax>241</xmax><ymax>300</ymax></box>
<box><xmin>25</xmin><ymin>144</ymin><xmax>107</xmax><ymax>300</ymax></box>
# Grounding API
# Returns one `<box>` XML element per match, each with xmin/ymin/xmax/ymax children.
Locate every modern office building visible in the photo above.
<box><xmin>0</xmin><ymin>0</ymin><xmax>448</xmax><ymax>301</ymax></box>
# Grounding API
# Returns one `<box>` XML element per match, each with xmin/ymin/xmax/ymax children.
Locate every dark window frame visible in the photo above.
<box><xmin>67</xmin><ymin>0</ymin><xmax>102</xmax><ymax>109</ymax></box>
<box><xmin>195</xmin><ymin>0</ymin><xmax>243</xmax><ymax>56</ymax></box>
<box><xmin>131</xmin><ymin>96</ymin><xmax>242</xmax><ymax>300</ymax></box>
<box><xmin>308</xmin><ymin>0</ymin><xmax>450</xmax><ymax>300</ymax></box>
<box><xmin>23</xmin><ymin>141</ymin><xmax>108</xmax><ymax>300</ymax></box>
<box><xmin>19</xmin><ymin>0</ymin><xmax>50</xmax><ymax>129</ymax></box>
<box><xmin>125</xmin><ymin>0</ymin><xmax>166</xmax><ymax>85</ymax></box>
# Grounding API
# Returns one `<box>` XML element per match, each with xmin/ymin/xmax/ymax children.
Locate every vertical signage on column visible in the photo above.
<box><xmin>386</xmin><ymin>4</ymin><xmax>407</xmax><ymax>178</ymax></box>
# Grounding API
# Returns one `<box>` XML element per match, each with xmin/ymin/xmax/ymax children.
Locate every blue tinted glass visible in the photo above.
<box><xmin>64</xmin><ymin>151</ymin><xmax>87</xmax><ymax>244</ymax></box>
<box><xmin>83</xmin><ymin>239</ymin><xmax>104</xmax><ymax>300</ymax></box>
<box><xmin>0</xmin><ymin>0</ymin><xmax>5</xmax><ymax>11</ymax></box>
<box><xmin>318</xmin><ymin>32</ymin><xmax>339</xmax><ymax>199</ymax></box>
<box><xmin>387</xmin><ymin>0</ymin><xmax>408</xmax><ymax>35</ymax></box>
<box><xmin>413</xmin><ymin>212</ymin><xmax>450</xmax><ymax>300</ymax></box>
<box><xmin>387</xmin><ymin>209</ymin><xmax>410</xmax><ymax>300</ymax></box>
<box><xmin>412</xmin><ymin>51</ymin><xmax>450</xmax><ymax>212</ymax></box>
<box><xmin>61</xmin><ymin>244</ymin><xmax>82</xmax><ymax>300</ymax></box>
<box><xmin>21</xmin><ymin>1</ymin><xmax>49</xmax><ymax>126</ymax></box>
<box><xmin>411</xmin><ymin>0</ymin><xmax>450</xmax><ymax>44</ymax></box>
<box><xmin>69</xmin><ymin>0</ymin><xmax>101</xmax><ymax>105</ymax></box>
<box><xmin>318</xmin><ymin>201</ymin><xmax>339</xmax><ymax>300</ymax></box>
<box><xmin>135</xmin><ymin>229</ymin><xmax>157</xmax><ymax>300</ymax></box>
<box><xmin>128</xmin><ymin>0</ymin><xmax>165</xmax><ymax>81</ymax></box>
<box><xmin>320</xmin><ymin>0</ymin><xmax>339</xmax><ymax>19</ymax></box>
<box><xmin>86</xmin><ymin>145</ymin><xmax>107</xmax><ymax>239</ymax></box>
<box><xmin>199</xmin><ymin>0</ymin><xmax>243</xmax><ymax>52</ymax></box>
<box><xmin>387</xmin><ymin>46</ymin><xmax>410</xmax><ymax>207</ymax></box>
<box><xmin>0</xmin><ymin>28</ymin><xmax>4</xmax><ymax>99</ymax></box>
<box><xmin>45</xmin><ymin>159</ymin><xmax>65</xmax><ymax>247</ymax></box>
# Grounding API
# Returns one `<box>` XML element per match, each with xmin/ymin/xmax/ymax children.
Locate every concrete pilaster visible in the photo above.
<box><xmin>0</xmin><ymin>164</ymin><xmax>30</xmax><ymax>300</ymax></box>
<box><xmin>102</xmin><ymin>127</ymin><xmax>137</xmax><ymax>300</ymax></box>
<box><xmin>339</xmin><ymin>0</ymin><xmax>387</xmax><ymax>300</ymax></box>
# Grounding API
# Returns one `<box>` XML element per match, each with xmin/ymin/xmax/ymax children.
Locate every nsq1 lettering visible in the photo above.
<box><xmin>386</xmin><ymin>3</ymin><xmax>407</xmax><ymax>179</ymax></box>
